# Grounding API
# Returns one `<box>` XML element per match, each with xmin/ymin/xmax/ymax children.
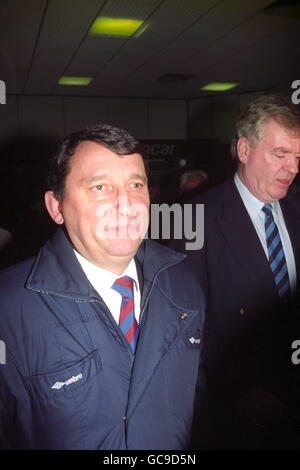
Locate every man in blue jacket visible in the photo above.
<box><xmin>0</xmin><ymin>123</ymin><xmax>206</xmax><ymax>450</ymax></box>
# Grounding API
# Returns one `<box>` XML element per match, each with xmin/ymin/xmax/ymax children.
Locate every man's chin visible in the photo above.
<box><xmin>106</xmin><ymin>238</ymin><xmax>143</xmax><ymax>257</ymax></box>
<box><xmin>274</xmin><ymin>188</ymin><xmax>289</xmax><ymax>200</ymax></box>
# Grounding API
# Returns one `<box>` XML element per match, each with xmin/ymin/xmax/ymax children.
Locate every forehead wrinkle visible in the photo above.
<box><xmin>272</xmin><ymin>143</ymin><xmax>300</xmax><ymax>154</ymax></box>
<box><xmin>129</xmin><ymin>173</ymin><xmax>148</xmax><ymax>182</ymax></box>
<box><xmin>79</xmin><ymin>173</ymin><xmax>109</xmax><ymax>185</ymax></box>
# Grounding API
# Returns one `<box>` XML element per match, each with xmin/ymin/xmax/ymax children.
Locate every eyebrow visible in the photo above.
<box><xmin>272</xmin><ymin>147</ymin><xmax>300</xmax><ymax>156</ymax></box>
<box><xmin>272</xmin><ymin>147</ymin><xmax>289</xmax><ymax>153</ymax></box>
<box><xmin>80</xmin><ymin>173</ymin><xmax>148</xmax><ymax>185</ymax></box>
<box><xmin>79</xmin><ymin>174</ymin><xmax>108</xmax><ymax>185</ymax></box>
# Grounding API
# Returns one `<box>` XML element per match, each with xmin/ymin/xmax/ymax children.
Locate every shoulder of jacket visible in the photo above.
<box><xmin>190</xmin><ymin>178</ymin><xmax>232</xmax><ymax>209</ymax></box>
<box><xmin>0</xmin><ymin>257</ymin><xmax>35</xmax><ymax>295</ymax></box>
<box><xmin>158</xmin><ymin>257</ymin><xmax>204</xmax><ymax>301</ymax></box>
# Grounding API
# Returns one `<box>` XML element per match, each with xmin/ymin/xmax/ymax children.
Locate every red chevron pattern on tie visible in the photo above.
<box><xmin>111</xmin><ymin>275</ymin><xmax>139</xmax><ymax>352</ymax></box>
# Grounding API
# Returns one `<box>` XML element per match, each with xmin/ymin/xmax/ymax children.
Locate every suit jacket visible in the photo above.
<box><xmin>173</xmin><ymin>176</ymin><xmax>300</xmax><ymax>403</ymax></box>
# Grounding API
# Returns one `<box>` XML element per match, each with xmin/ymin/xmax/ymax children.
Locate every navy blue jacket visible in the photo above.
<box><xmin>0</xmin><ymin>228</ymin><xmax>205</xmax><ymax>450</ymax></box>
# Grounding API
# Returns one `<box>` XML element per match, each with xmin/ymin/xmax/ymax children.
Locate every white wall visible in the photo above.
<box><xmin>189</xmin><ymin>92</ymin><xmax>263</xmax><ymax>143</ymax></box>
<box><xmin>0</xmin><ymin>91</ymin><xmax>265</xmax><ymax>144</ymax></box>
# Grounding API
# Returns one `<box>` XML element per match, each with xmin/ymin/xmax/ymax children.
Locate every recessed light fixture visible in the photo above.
<box><xmin>89</xmin><ymin>17</ymin><xmax>144</xmax><ymax>37</ymax></box>
<box><xmin>201</xmin><ymin>82</ymin><xmax>238</xmax><ymax>91</ymax></box>
<box><xmin>58</xmin><ymin>76</ymin><xmax>92</xmax><ymax>86</ymax></box>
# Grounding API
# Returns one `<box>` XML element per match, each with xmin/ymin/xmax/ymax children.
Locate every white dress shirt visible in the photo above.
<box><xmin>73</xmin><ymin>251</ymin><xmax>141</xmax><ymax>325</ymax></box>
<box><xmin>234</xmin><ymin>173</ymin><xmax>297</xmax><ymax>292</ymax></box>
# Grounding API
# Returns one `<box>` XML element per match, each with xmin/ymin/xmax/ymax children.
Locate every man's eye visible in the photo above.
<box><xmin>95</xmin><ymin>184</ymin><xmax>106</xmax><ymax>191</ymax></box>
<box><xmin>130</xmin><ymin>182</ymin><xmax>143</xmax><ymax>189</ymax></box>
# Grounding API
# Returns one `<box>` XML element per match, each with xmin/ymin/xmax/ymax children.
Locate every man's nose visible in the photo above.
<box><xmin>286</xmin><ymin>155</ymin><xmax>299</xmax><ymax>174</ymax></box>
<box><xmin>115</xmin><ymin>194</ymin><xmax>130</xmax><ymax>215</ymax></box>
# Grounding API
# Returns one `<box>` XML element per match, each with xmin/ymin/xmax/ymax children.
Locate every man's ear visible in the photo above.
<box><xmin>44</xmin><ymin>191</ymin><xmax>64</xmax><ymax>225</ymax></box>
<box><xmin>237</xmin><ymin>137</ymin><xmax>251</xmax><ymax>164</ymax></box>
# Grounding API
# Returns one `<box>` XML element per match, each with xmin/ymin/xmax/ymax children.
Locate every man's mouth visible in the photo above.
<box><xmin>277</xmin><ymin>178</ymin><xmax>291</xmax><ymax>186</ymax></box>
<box><xmin>106</xmin><ymin>225</ymin><xmax>129</xmax><ymax>232</ymax></box>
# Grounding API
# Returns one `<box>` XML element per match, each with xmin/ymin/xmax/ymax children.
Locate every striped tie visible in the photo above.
<box><xmin>262</xmin><ymin>203</ymin><xmax>291</xmax><ymax>298</ymax></box>
<box><xmin>111</xmin><ymin>275</ymin><xmax>139</xmax><ymax>352</ymax></box>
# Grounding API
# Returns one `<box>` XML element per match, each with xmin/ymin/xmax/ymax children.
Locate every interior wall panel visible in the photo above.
<box><xmin>64</xmin><ymin>96</ymin><xmax>107</xmax><ymax>134</ymax></box>
<box><xmin>0</xmin><ymin>96</ymin><xmax>19</xmax><ymax>143</ymax></box>
<box><xmin>212</xmin><ymin>94</ymin><xmax>240</xmax><ymax>144</ymax></box>
<box><xmin>19</xmin><ymin>96</ymin><xmax>64</xmax><ymax>138</ymax></box>
<box><xmin>106</xmin><ymin>98</ymin><xmax>148</xmax><ymax>138</ymax></box>
<box><xmin>149</xmin><ymin>99</ymin><xmax>187</xmax><ymax>139</ymax></box>
<box><xmin>188</xmin><ymin>97</ymin><xmax>214</xmax><ymax>139</ymax></box>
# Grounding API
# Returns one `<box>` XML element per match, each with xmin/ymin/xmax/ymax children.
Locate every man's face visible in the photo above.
<box><xmin>237</xmin><ymin>118</ymin><xmax>300</xmax><ymax>203</ymax></box>
<box><xmin>47</xmin><ymin>141</ymin><xmax>150</xmax><ymax>273</ymax></box>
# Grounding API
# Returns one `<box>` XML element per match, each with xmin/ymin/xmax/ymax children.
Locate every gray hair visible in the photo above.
<box><xmin>231</xmin><ymin>94</ymin><xmax>300</xmax><ymax>160</ymax></box>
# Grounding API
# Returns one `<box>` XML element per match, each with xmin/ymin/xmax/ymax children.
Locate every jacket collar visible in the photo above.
<box><xmin>26</xmin><ymin>227</ymin><xmax>185</xmax><ymax>300</ymax></box>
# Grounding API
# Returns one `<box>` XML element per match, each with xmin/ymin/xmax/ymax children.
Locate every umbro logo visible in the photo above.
<box><xmin>189</xmin><ymin>337</ymin><xmax>201</xmax><ymax>344</ymax></box>
<box><xmin>51</xmin><ymin>373</ymin><xmax>83</xmax><ymax>390</ymax></box>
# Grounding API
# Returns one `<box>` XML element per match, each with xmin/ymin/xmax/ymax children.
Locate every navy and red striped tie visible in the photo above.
<box><xmin>262</xmin><ymin>203</ymin><xmax>291</xmax><ymax>299</ymax></box>
<box><xmin>111</xmin><ymin>275</ymin><xmax>139</xmax><ymax>352</ymax></box>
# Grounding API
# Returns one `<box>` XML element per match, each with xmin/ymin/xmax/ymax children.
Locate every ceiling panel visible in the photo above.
<box><xmin>61</xmin><ymin>0</ymin><xmax>163</xmax><ymax>95</ymax></box>
<box><xmin>185</xmin><ymin>13</ymin><xmax>286</xmax><ymax>73</ymax></box>
<box><xmin>84</xmin><ymin>0</ymin><xmax>218</xmax><ymax>95</ymax></box>
<box><xmin>149</xmin><ymin>0</ymin><xmax>274</xmax><ymax>68</ymax></box>
<box><xmin>0</xmin><ymin>0</ymin><xmax>47</xmax><ymax>93</ymax></box>
<box><xmin>24</xmin><ymin>0</ymin><xmax>105</xmax><ymax>94</ymax></box>
<box><xmin>184</xmin><ymin>12</ymin><xmax>298</xmax><ymax>96</ymax></box>
<box><xmin>0</xmin><ymin>0</ymin><xmax>299</xmax><ymax>100</ymax></box>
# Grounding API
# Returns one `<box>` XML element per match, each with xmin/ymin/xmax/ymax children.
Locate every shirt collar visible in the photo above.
<box><xmin>73</xmin><ymin>250</ymin><xmax>139</xmax><ymax>292</ymax></box>
<box><xmin>234</xmin><ymin>172</ymin><xmax>280</xmax><ymax>218</ymax></box>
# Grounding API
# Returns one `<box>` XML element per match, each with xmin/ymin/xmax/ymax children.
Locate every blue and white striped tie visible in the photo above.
<box><xmin>262</xmin><ymin>203</ymin><xmax>290</xmax><ymax>298</ymax></box>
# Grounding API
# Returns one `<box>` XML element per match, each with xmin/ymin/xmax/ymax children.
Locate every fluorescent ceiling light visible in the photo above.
<box><xmin>58</xmin><ymin>76</ymin><xmax>92</xmax><ymax>86</ymax></box>
<box><xmin>89</xmin><ymin>17</ymin><xmax>144</xmax><ymax>37</ymax></box>
<box><xmin>201</xmin><ymin>82</ymin><xmax>238</xmax><ymax>91</ymax></box>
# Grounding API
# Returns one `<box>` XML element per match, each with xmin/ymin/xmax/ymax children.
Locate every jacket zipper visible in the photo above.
<box><xmin>138</xmin><ymin>258</ymin><xmax>184</xmax><ymax>335</ymax></box>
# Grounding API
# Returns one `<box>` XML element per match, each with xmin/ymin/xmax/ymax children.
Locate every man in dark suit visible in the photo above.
<box><xmin>173</xmin><ymin>95</ymin><xmax>300</xmax><ymax>448</ymax></box>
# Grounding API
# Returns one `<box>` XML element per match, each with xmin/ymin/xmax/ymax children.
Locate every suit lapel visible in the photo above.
<box><xmin>280</xmin><ymin>196</ymin><xmax>300</xmax><ymax>281</ymax></box>
<box><xmin>218</xmin><ymin>178</ymin><xmax>278</xmax><ymax>298</ymax></box>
